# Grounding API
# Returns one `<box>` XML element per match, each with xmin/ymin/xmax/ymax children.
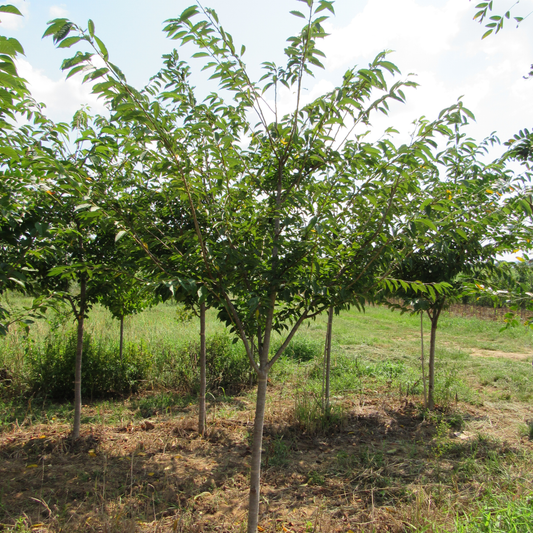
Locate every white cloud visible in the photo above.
<box><xmin>49</xmin><ymin>4</ymin><xmax>68</xmax><ymax>18</ymax></box>
<box><xmin>17</xmin><ymin>58</ymin><xmax>108</xmax><ymax>123</ymax></box>
<box><xmin>301</xmin><ymin>0</ymin><xmax>533</xmax><ymax>150</ymax></box>
<box><xmin>0</xmin><ymin>0</ymin><xmax>30</xmax><ymax>31</ymax></box>
<box><xmin>323</xmin><ymin>0</ymin><xmax>469</xmax><ymax>72</ymax></box>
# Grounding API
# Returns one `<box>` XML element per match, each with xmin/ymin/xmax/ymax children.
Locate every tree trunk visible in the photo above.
<box><xmin>420</xmin><ymin>312</ymin><xmax>428</xmax><ymax>409</ymax></box>
<box><xmin>72</xmin><ymin>275</ymin><xmax>87</xmax><ymax>439</ymax></box>
<box><xmin>247</xmin><ymin>305</ymin><xmax>274</xmax><ymax>533</ymax></box>
<box><xmin>427</xmin><ymin>301</ymin><xmax>444</xmax><ymax>411</ymax></box>
<box><xmin>199</xmin><ymin>301</ymin><xmax>206</xmax><ymax>436</ymax></box>
<box><xmin>119</xmin><ymin>315</ymin><xmax>124</xmax><ymax>363</ymax></box>
<box><xmin>247</xmin><ymin>368</ymin><xmax>268</xmax><ymax>533</ymax></box>
<box><xmin>322</xmin><ymin>306</ymin><xmax>334</xmax><ymax>411</ymax></box>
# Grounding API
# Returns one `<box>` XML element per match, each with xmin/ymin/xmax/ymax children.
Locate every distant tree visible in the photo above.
<box><xmin>33</xmin><ymin>191</ymin><xmax>126</xmax><ymax>438</ymax></box>
<box><xmin>97</xmin><ymin>273</ymin><xmax>156</xmax><ymax>362</ymax></box>
<box><xmin>387</xmin><ymin>131</ymin><xmax>526</xmax><ymax>410</ymax></box>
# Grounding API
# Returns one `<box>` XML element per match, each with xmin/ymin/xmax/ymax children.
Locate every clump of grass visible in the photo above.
<box><xmin>452</xmin><ymin>493</ymin><xmax>533</xmax><ymax>532</ymax></box>
<box><xmin>293</xmin><ymin>392</ymin><xmax>346</xmax><ymax>435</ymax></box>
<box><xmin>275</xmin><ymin>336</ymin><xmax>323</xmax><ymax>362</ymax></box>
<box><xmin>264</xmin><ymin>435</ymin><xmax>291</xmax><ymax>467</ymax></box>
<box><xmin>131</xmin><ymin>391</ymin><xmax>191</xmax><ymax>418</ymax></box>
<box><xmin>28</xmin><ymin>329</ymin><xmax>253</xmax><ymax>402</ymax></box>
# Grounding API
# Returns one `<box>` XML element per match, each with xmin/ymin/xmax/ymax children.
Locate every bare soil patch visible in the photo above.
<box><xmin>470</xmin><ymin>348</ymin><xmax>533</xmax><ymax>361</ymax></box>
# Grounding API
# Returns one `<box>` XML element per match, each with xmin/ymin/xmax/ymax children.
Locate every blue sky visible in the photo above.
<box><xmin>2</xmin><ymin>0</ymin><xmax>533</xmax><ymax>151</ymax></box>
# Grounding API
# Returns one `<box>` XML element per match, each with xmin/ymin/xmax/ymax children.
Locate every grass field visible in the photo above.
<box><xmin>0</xmin><ymin>299</ymin><xmax>532</xmax><ymax>532</ymax></box>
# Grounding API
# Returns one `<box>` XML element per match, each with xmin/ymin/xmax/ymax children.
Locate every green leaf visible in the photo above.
<box><xmin>57</xmin><ymin>36</ymin><xmax>82</xmax><ymax>49</ymax></box>
<box><xmin>115</xmin><ymin>230</ymin><xmax>127</xmax><ymax>242</ymax></box>
<box><xmin>88</xmin><ymin>19</ymin><xmax>95</xmax><ymax>37</ymax></box>
<box><xmin>0</xmin><ymin>37</ymin><xmax>24</xmax><ymax>56</ymax></box>
<box><xmin>62</xmin><ymin>52</ymin><xmax>93</xmax><ymax>70</ymax></box>
<box><xmin>290</xmin><ymin>10</ymin><xmax>306</xmax><ymax>19</ymax></box>
<box><xmin>65</xmin><ymin>64</ymin><xmax>88</xmax><ymax>80</ymax></box>
<box><xmin>180</xmin><ymin>5</ymin><xmax>199</xmax><ymax>22</ymax></box>
<box><xmin>0</xmin><ymin>4</ymin><xmax>22</xmax><ymax>16</ymax></box>
<box><xmin>456</xmin><ymin>228</ymin><xmax>468</xmax><ymax>240</ymax></box>
<box><xmin>0</xmin><ymin>146</ymin><xmax>18</xmax><ymax>158</ymax></box>
<box><xmin>94</xmin><ymin>36</ymin><xmax>109</xmax><ymax>59</ymax></box>
<box><xmin>415</xmin><ymin>218</ymin><xmax>437</xmax><ymax>231</ymax></box>
<box><xmin>51</xmin><ymin>21</ymin><xmax>74</xmax><ymax>43</ymax></box>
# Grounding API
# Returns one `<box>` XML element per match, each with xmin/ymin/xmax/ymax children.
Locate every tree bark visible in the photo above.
<box><xmin>322</xmin><ymin>306</ymin><xmax>334</xmax><ymax>411</ymax></box>
<box><xmin>247</xmin><ymin>298</ymin><xmax>275</xmax><ymax>533</ymax></box>
<box><xmin>199</xmin><ymin>301</ymin><xmax>206</xmax><ymax>436</ymax></box>
<box><xmin>247</xmin><ymin>368</ymin><xmax>268</xmax><ymax>533</ymax></box>
<box><xmin>119</xmin><ymin>315</ymin><xmax>124</xmax><ymax>364</ymax></box>
<box><xmin>420</xmin><ymin>312</ymin><xmax>427</xmax><ymax>409</ymax></box>
<box><xmin>427</xmin><ymin>300</ymin><xmax>444</xmax><ymax>411</ymax></box>
<box><xmin>72</xmin><ymin>275</ymin><xmax>87</xmax><ymax>439</ymax></box>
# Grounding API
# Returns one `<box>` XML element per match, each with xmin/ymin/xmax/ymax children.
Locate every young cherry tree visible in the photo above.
<box><xmin>387</xmin><ymin>130</ymin><xmax>527</xmax><ymax>410</ymax></box>
<box><xmin>46</xmin><ymin>2</ymin><xmax>472</xmax><ymax>529</ymax></box>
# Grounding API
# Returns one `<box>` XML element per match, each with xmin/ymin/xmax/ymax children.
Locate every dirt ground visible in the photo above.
<box><xmin>1</xmin><ymin>386</ymin><xmax>532</xmax><ymax>533</ymax></box>
<box><xmin>469</xmin><ymin>348</ymin><xmax>533</xmax><ymax>361</ymax></box>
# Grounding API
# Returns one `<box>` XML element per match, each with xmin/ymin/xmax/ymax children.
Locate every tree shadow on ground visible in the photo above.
<box><xmin>0</xmin><ymin>398</ymin><xmax>529</xmax><ymax>532</ymax></box>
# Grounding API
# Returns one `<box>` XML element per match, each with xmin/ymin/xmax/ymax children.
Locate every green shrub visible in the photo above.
<box><xmin>29</xmin><ymin>330</ymin><xmax>150</xmax><ymax>400</ymax></box>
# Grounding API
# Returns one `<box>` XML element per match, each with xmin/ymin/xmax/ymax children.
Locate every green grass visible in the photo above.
<box><xmin>2</xmin><ymin>297</ymin><xmax>532</xmax><ymax>422</ymax></box>
<box><xmin>448</xmin><ymin>492</ymin><xmax>533</xmax><ymax>532</ymax></box>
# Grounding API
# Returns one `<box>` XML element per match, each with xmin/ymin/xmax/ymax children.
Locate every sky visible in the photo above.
<box><xmin>1</xmin><ymin>0</ymin><xmax>533</xmax><ymax>154</ymax></box>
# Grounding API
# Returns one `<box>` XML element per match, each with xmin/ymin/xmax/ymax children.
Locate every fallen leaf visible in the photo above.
<box><xmin>26</xmin><ymin>464</ymin><xmax>39</xmax><ymax>469</ymax></box>
<box><xmin>88</xmin><ymin>449</ymin><xmax>96</xmax><ymax>457</ymax></box>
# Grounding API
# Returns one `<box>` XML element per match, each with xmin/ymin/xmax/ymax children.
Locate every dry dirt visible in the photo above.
<box><xmin>1</xmin><ymin>387</ymin><xmax>532</xmax><ymax>533</ymax></box>
<box><xmin>469</xmin><ymin>348</ymin><xmax>533</xmax><ymax>361</ymax></box>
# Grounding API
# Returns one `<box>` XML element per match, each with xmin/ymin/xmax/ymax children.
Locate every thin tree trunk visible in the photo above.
<box><xmin>428</xmin><ymin>316</ymin><xmax>437</xmax><ymax>410</ymax></box>
<box><xmin>199</xmin><ymin>301</ymin><xmax>206</xmax><ymax>436</ymax></box>
<box><xmin>247</xmin><ymin>303</ymin><xmax>275</xmax><ymax>533</ymax></box>
<box><xmin>72</xmin><ymin>276</ymin><xmax>87</xmax><ymax>439</ymax></box>
<box><xmin>427</xmin><ymin>301</ymin><xmax>444</xmax><ymax>411</ymax></box>
<box><xmin>420</xmin><ymin>312</ymin><xmax>428</xmax><ymax>409</ymax></box>
<box><xmin>322</xmin><ymin>306</ymin><xmax>334</xmax><ymax>411</ymax></box>
<box><xmin>119</xmin><ymin>315</ymin><xmax>124</xmax><ymax>363</ymax></box>
<box><xmin>247</xmin><ymin>368</ymin><xmax>268</xmax><ymax>533</ymax></box>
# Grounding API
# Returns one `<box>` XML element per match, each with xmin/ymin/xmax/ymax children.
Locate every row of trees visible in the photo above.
<box><xmin>1</xmin><ymin>2</ymin><xmax>532</xmax><ymax>531</ymax></box>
